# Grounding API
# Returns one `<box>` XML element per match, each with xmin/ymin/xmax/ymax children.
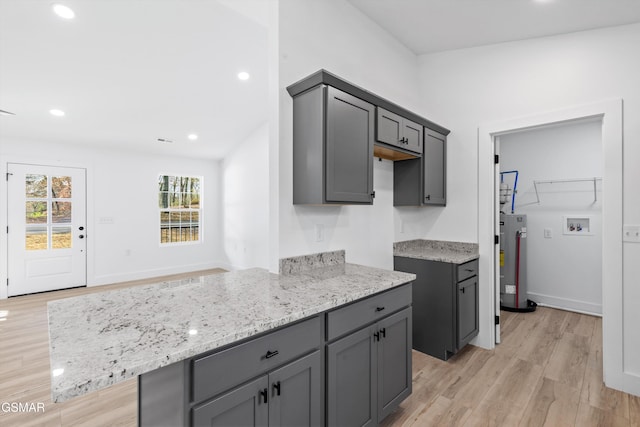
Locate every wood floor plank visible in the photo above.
<box><xmin>519</xmin><ymin>377</ymin><xmax>580</xmax><ymax>427</ymax></box>
<box><xmin>543</xmin><ymin>332</ymin><xmax>590</xmax><ymax>391</ymax></box>
<box><xmin>563</xmin><ymin>311</ymin><xmax>597</xmax><ymax>338</ymax></box>
<box><xmin>582</xmin><ymin>361</ymin><xmax>630</xmax><ymax>420</ymax></box>
<box><xmin>631</xmin><ymin>394</ymin><xmax>640</xmax><ymax>427</ymax></box>
<box><xmin>575</xmin><ymin>401</ymin><xmax>630</xmax><ymax>427</ymax></box>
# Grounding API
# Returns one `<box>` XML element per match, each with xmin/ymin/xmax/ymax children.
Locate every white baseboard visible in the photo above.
<box><xmin>527</xmin><ymin>292</ymin><xmax>602</xmax><ymax>316</ymax></box>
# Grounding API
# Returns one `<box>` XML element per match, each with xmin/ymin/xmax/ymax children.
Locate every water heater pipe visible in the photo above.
<box><xmin>500</xmin><ymin>170</ymin><xmax>519</xmax><ymax>214</ymax></box>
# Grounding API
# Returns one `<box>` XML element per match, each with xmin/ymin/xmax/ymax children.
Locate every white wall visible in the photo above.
<box><xmin>0</xmin><ymin>139</ymin><xmax>222</xmax><ymax>298</ymax></box>
<box><xmin>221</xmin><ymin>123</ymin><xmax>269</xmax><ymax>270</ymax></box>
<box><xmin>417</xmin><ymin>23</ymin><xmax>640</xmax><ymax>391</ymax></box>
<box><xmin>500</xmin><ymin>120</ymin><xmax>603</xmax><ymax>314</ymax></box>
<box><xmin>278</xmin><ymin>0</ymin><xmax>421</xmax><ymax>270</ymax></box>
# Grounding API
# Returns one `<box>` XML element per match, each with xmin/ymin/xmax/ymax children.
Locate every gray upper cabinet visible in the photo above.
<box><xmin>376</xmin><ymin>107</ymin><xmax>423</xmax><ymax>155</ymax></box>
<box><xmin>423</xmin><ymin>130</ymin><xmax>446</xmax><ymax>205</ymax></box>
<box><xmin>292</xmin><ymin>84</ymin><xmax>374</xmax><ymax>205</ymax></box>
<box><xmin>287</xmin><ymin>70</ymin><xmax>450</xmax><ymax>205</ymax></box>
<box><xmin>394</xmin><ymin>128</ymin><xmax>447</xmax><ymax>207</ymax></box>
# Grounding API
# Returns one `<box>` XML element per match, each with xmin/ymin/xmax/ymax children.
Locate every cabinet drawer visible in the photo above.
<box><xmin>457</xmin><ymin>259</ymin><xmax>478</xmax><ymax>282</ymax></box>
<box><xmin>192</xmin><ymin>316</ymin><xmax>321</xmax><ymax>403</ymax></box>
<box><xmin>326</xmin><ymin>284</ymin><xmax>412</xmax><ymax>341</ymax></box>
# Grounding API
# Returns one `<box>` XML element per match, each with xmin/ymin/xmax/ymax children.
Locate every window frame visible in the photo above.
<box><xmin>158</xmin><ymin>174</ymin><xmax>203</xmax><ymax>246</ymax></box>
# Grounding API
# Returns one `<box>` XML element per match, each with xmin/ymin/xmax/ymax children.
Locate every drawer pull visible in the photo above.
<box><xmin>460</xmin><ymin>287</ymin><xmax>466</xmax><ymax>294</ymax></box>
<box><xmin>374</xmin><ymin>331</ymin><xmax>380</xmax><ymax>342</ymax></box>
<box><xmin>380</xmin><ymin>327</ymin><xmax>386</xmax><ymax>339</ymax></box>
<box><xmin>260</xmin><ymin>388</ymin><xmax>268</xmax><ymax>404</ymax></box>
<box><xmin>273</xmin><ymin>381</ymin><xmax>281</xmax><ymax>396</ymax></box>
<box><xmin>375</xmin><ymin>306</ymin><xmax>385</xmax><ymax>312</ymax></box>
<box><xmin>465</xmin><ymin>269</ymin><xmax>474</xmax><ymax>272</ymax></box>
<box><xmin>265</xmin><ymin>350</ymin><xmax>279</xmax><ymax>359</ymax></box>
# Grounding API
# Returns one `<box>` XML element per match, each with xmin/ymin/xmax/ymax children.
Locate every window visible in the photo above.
<box><xmin>158</xmin><ymin>175</ymin><xmax>201</xmax><ymax>244</ymax></box>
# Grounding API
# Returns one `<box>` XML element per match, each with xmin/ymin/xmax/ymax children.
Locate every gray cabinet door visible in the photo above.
<box><xmin>325</xmin><ymin>86</ymin><xmax>374</xmax><ymax>203</ymax></box>
<box><xmin>327</xmin><ymin>326</ymin><xmax>376</xmax><ymax>427</ymax></box>
<box><xmin>377</xmin><ymin>307</ymin><xmax>412</xmax><ymax>422</ymax></box>
<box><xmin>402</xmin><ymin>119</ymin><xmax>423</xmax><ymax>155</ymax></box>
<box><xmin>423</xmin><ymin>131</ymin><xmax>446</xmax><ymax>205</ymax></box>
<box><xmin>268</xmin><ymin>351</ymin><xmax>322</xmax><ymax>427</ymax></box>
<box><xmin>192</xmin><ymin>376</ymin><xmax>268</xmax><ymax>427</ymax></box>
<box><xmin>376</xmin><ymin>108</ymin><xmax>403</xmax><ymax>148</ymax></box>
<box><xmin>457</xmin><ymin>276</ymin><xmax>479</xmax><ymax>349</ymax></box>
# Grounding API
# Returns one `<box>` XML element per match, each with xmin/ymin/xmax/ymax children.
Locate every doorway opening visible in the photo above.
<box><xmin>478</xmin><ymin>99</ymin><xmax>625</xmax><ymax>393</ymax></box>
<box><xmin>496</xmin><ymin>118</ymin><xmax>603</xmax><ymax>318</ymax></box>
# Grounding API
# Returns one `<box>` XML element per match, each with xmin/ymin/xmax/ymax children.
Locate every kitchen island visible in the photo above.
<box><xmin>48</xmin><ymin>250</ymin><xmax>415</xmax><ymax>426</ymax></box>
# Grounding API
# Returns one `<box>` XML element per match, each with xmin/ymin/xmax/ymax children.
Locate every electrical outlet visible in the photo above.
<box><xmin>544</xmin><ymin>228</ymin><xmax>553</xmax><ymax>238</ymax></box>
<box><xmin>315</xmin><ymin>224</ymin><xmax>324</xmax><ymax>242</ymax></box>
<box><xmin>623</xmin><ymin>225</ymin><xmax>640</xmax><ymax>243</ymax></box>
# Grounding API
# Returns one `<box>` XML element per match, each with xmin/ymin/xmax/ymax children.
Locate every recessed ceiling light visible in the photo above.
<box><xmin>49</xmin><ymin>109</ymin><xmax>65</xmax><ymax>117</ymax></box>
<box><xmin>237</xmin><ymin>71</ymin><xmax>250</xmax><ymax>81</ymax></box>
<box><xmin>52</xmin><ymin>368</ymin><xmax>65</xmax><ymax>377</ymax></box>
<box><xmin>188</xmin><ymin>133</ymin><xmax>198</xmax><ymax>141</ymax></box>
<box><xmin>188</xmin><ymin>329</ymin><xmax>198</xmax><ymax>336</ymax></box>
<box><xmin>52</xmin><ymin>4</ymin><xmax>75</xmax><ymax>19</ymax></box>
<box><xmin>0</xmin><ymin>109</ymin><xmax>16</xmax><ymax>116</ymax></box>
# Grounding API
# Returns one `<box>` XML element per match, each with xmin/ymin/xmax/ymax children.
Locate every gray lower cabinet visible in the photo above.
<box><xmin>393</xmin><ymin>128</ymin><xmax>446</xmax><ymax>206</ymax></box>
<box><xmin>292</xmin><ymin>84</ymin><xmax>375</xmax><ymax>205</ymax></box>
<box><xmin>376</xmin><ymin>107</ymin><xmax>423</xmax><ymax>155</ymax></box>
<box><xmin>139</xmin><ymin>285</ymin><xmax>413</xmax><ymax>427</ymax></box>
<box><xmin>393</xmin><ymin>257</ymin><xmax>478</xmax><ymax>361</ymax></box>
<box><xmin>192</xmin><ymin>376</ymin><xmax>268</xmax><ymax>427</ymax></box>
<box><xmin>193</xmin><ymin>351</ymin><xmax>321</xmax><ymax>427</ymax></box>
<box><xmin>327</xmin><ymin>306</ymin><xmax>412</xmax><ymax>426</ymax></box>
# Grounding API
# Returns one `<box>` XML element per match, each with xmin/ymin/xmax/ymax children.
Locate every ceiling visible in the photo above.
<box><xmin>2</xmin><ymin>1</ymin><xmax>640</xmax><ymax>160</ymax></box>
<box><xmin>347</xmin><ymin>0</ymin><xmax>640</xmax><ymax>55</ymax></box>
<box><xmin>0</xmin><ymin>0</ymin><xmax>269</xmax><ymax>159</ymax></box>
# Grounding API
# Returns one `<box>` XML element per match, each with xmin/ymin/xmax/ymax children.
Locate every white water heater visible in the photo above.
<box><xmin>500</xmin><ymin>213</ymin><xmax>536</xmax><ymax>312</ymax></box>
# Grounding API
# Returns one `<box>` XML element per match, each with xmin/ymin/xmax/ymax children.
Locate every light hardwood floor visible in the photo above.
<box><xmin>382</xmin><ymin>307</ymin><xmax>640</xmax><ymax>427</ymax></box>
<box><xmin>1</xmin><ymin>275</ymin><xmax>639</xmax><ymax>426</ymax></box>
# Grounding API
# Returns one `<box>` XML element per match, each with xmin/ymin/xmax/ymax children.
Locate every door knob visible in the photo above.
<box><xmin>79</xmin><ymin>226</ymin><xmax>84</xmax><ymax>231</ymax></box>
<box><xmin>79</xmin><ymin>235</ymin><xmax>85</xmax><ymax>239</ymax></box>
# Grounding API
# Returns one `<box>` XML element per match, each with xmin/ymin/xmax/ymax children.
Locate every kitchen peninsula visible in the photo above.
<box><xmin>48</xmin><ymin>251</ymin><xmax>415</xmax><ymax>426</ymax></box>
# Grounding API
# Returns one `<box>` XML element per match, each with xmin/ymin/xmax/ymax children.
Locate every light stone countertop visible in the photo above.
<box><xmin>48</xmin><ymin>263</ymin><xmax>415</xmax><ymax>403</ymax></box>
<box><xmin>394</xmin><ymin>239</ymin><xmax>479</xmax><ymax>264</ymax></box>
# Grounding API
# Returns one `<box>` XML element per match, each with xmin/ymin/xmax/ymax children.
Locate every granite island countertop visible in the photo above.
<box><xmin>394</xmin><ymin>239</ymin><xmax>479</xmax><ymax>264</ymax></box>
<box><xmin>48</xmin><ymin>252</ymin><xmax>415</xmax><ymax>403</ymax></box>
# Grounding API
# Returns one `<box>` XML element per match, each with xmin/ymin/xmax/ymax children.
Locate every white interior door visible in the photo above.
<box><xmin>7</xmin><ymin>163</ymin><xmax>86</xmax><ymax>296</ymax></box>
<box><xmin>494</xmin><ymin>138</ymin><xmax>501</xmax><ymax>344</ymax></box>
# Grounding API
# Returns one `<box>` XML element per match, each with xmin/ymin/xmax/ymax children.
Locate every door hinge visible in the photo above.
<box><xmin>6</xmin><ymin>172</ymin><xmax>13</xmax><ymax>181</ymax></box>
<box><xmin>6</xmin><ymin>278</ymin><xmax>8</xmax><ymax>287</ymax></box>
<box><xmin>371</xmin><ymin>190</ymin><xmax>376</xmax><ymax>199</ymax></box>
<box><xmin>495</xmin><ymin>235</ymin><xmax>499</xmax><ymax>244</ymax></box>
<box><xmin>494</xmin><ymin>154</ymin><xmax>499</xmax><ymax>164</ymax></box>
<box><xmin>495</xmin><ymin>315</ymin><xmax>500</xmax><ymax>325</ymax></box>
